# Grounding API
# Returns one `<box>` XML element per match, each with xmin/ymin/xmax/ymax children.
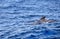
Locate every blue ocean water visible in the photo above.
<box><xmin>0</xmin><ymin>0</ymin><xmax>60</xmax><ymax>39</ymax></box>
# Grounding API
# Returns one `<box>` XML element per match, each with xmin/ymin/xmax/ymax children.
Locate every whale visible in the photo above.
<box><xmin>33</xmin><ymin>16</ymin><xmax>56</xmax><ymax>25</ymax></box>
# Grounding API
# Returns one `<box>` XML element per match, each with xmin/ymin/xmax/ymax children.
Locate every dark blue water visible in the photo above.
<box><xmin>0</xmin><ymin>0</ymin><xmax>60</xmax><ymax>39</ymax></box>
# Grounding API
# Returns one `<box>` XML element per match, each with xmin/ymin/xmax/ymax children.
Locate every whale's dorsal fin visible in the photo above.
<box><xmin>41</xmin><ymin>16</ymin><xmax>46</xmax><ymax>20</ymax></box>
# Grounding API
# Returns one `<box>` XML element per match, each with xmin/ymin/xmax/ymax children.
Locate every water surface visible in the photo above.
<box><xmin>0</xmin><ymin>0</ymin><xmax>60</xmax><ymax>39</ymax></box>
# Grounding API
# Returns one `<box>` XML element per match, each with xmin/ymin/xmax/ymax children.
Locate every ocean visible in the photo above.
<box><xmin>0</xmin><ymin>0</ymin><xmax>60</xmax><ymax>39</ymax></box>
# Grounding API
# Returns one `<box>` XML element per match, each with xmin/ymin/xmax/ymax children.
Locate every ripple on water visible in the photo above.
<box><xmin>0</xmin><ymin>0</ymin><xmax>60</xmax><ymax>39</ymax></box>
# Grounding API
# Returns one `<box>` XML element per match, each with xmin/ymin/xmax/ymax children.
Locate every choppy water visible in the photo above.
<box><xmin>0</xmin><ymin>0</ymin><xmax>60</xmax><ymax>39</ymax></box>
